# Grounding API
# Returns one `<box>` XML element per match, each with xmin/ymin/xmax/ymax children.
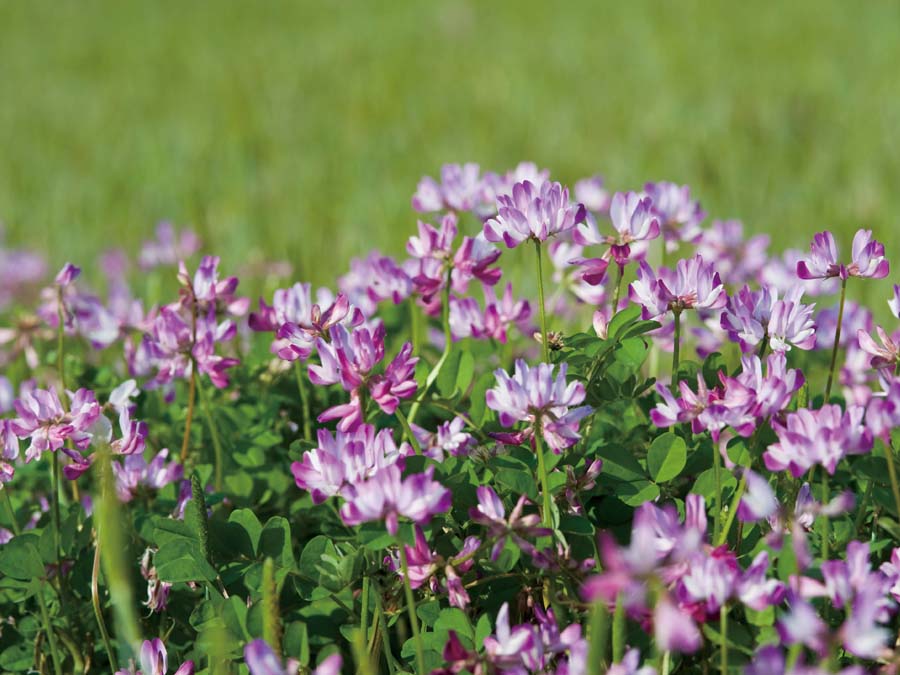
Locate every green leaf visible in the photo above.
<box><xmin>155</xmin><ymin>539</ymin><xmax>218</xmax><ymax>583</ymax></box>
<box><xmin>494</xmin><ymin>468</ymin><xmax>538</xmax><ymax>501</ymax></box>
<box><xmin>434</xmin><ymin>608</ymin><xmax>474</xmax><ymax>640</ymax></box>
<box><xmin>648</xmin><ymin>433</ymin><xmax>687</xmax><ymax>483</ymax></box>
<box><xmin>259</xmin><ymin>516</ymin><xmax>294</xmax><ymax>568</ymax></box>
<box><xmin>226</xmin><ymin>508</ymin><xmax>263</xmax><ymax>558</ymax></box>
<box><xmin>468</xmin><ymin>372</ymin><xmax>496</xmax><ymax>427</ymax></box>
<box><xmin>437</xmin><ymin>350</ymin><xmax>462</xmax><ymax>397</ymax></box>
<box><xmin>607</xmin><ymin>304</ymin><xmax>641</xmax><ymax>338</ymax></box>
<box><xmin>595</xmin><ymin>443</ymin><xmax>647</xmax><ymax>482</ymax></box>
<box><xmin>0</xmin><ymin>535</ymin><xmax>44</xmax><ymax>580</ymax></box>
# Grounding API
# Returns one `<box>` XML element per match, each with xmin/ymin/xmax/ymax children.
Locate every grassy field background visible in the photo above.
<box><xmin>1</xmin><ymin>1</ymin><xmax>899</xmax><ymax>303</ymax></box>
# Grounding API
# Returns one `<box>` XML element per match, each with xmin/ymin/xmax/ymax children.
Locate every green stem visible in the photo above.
<box><xmin>180</xmin><ymin>367</ymin><xmax>197</xmax><ymax>463</ymax></box>
<box><xmin>824</xmin><ymin>277</ymin><xmax>847</xmax><ymax>401</ymax></box>
<box><xmin>534</xmin><ymin>239</ymin><xmax>550</xmax><ymax>363</ymax></box>
<box><xmin>50</xmin><ymin>452</ymin><xmax>64</xmax><ymax>588</ymax></box>
<box><xmin>91</xmin><ymin>535</ymin><xmax>118</xmax><ymax>671</ymax></box>
<box><xmin>720</xmin><ymin>605</ymin><xmax>728</xmax><ymax>674</ymax></box>
<box><xmin>611</xmin><ymin>593</ymin><xmax>626</xmax><ymax>663</ymax></box>
<box><xmin>409</xmin><ymin>296</ymin><xmax>421</xmax><ymax>354</ymax></box>
<box><xmin>196</xmin><ymin>375</ymin><xmax>225</xmax><ymax>492</ymax></box>
<box><xmin>36</xmin><ymin>586</ymin><xmax>64</xmax><ymax>675</ymax></box>
<box><xmin>717</xmin><ymin>472</ymin><xmax>747</xmax><ymax>547</ymax></box>
<box><xmin>534</xmin><ymin>422</ymin><xmax>554</xmax><ymax>530</ymax></box>
<box><xmin>372</xmin><ymin>581</ymin><xmax>399</xmax><ymax>675</ymax></box>
<box><xmin>853</xmin><ymin>479</ymin><xmax>874</xmax><ymax>535</ymax></box>
<box><xmin>2</xmin><ymin>488</ymin><xmax>19</xmax><ymax>535</ymax></box>
<box><xmin>661</xmin><ymin>651</ymin><xmax>671</xmax><ymax>675</ymax></box>
<box><xmin>395</xmin><ymin>408</ymin><xmax>422</xmax><ymax>455</ymax></box>
<box><xmin>611</xmin><ymin>263</ymin><xmax>624</xmax><ymax>311</ymax></box>
<box><xmin>360</xmin><ymin>575</ymin><xmax>370</xmax><ymax>648</ymax></box>
<box><xmin>757</xmin><ymin>334</ymin><xmax>768</xmax><ymax>360</ymax></box>
<box><xmin>885</xmin><ymin>442</ymin><xmax>900</xmax><ymax>520</ymax></box>
<box><xmin>293</xmin><ymin>361</ymin><xmax>313</xmax><ymax>442</ymax></box>
<box><xmin>712</xmin><ymin>440</ymin><xmax>723</xmax><ymax>544</ymax></box>
<box><xmin>56</xmin><ymin>291</ymin><xmax>67</xmax><ymax>393</ymax></box>
<box><xmin>406</xmin><ymin>276</ymin><xmax>453</xmax><ymax>429</ymax></box>
<box><xmin>398</xmin><ymin>542</ymin><xmax>425</xmax><ymax>675</ymax></box>
<box><xmin>671</xmin><ymin>310</ymin><xmax>682</xmax><ymax>391</ymax></box>
<box><xmin>587</xmin><ymin>601</ymin><xmax>609</xmax><ymax>672</ymax></box>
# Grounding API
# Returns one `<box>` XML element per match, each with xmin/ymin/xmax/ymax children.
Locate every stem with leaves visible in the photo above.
<box><xmin>91</xmin><ymin>535</ymin><xmax>118</xmax><ymax>671</ymax></box>
<box><xmin>534</xmin><ymin>421</ymin><xmax>554</xmax><ymax>530</ymax></box>
<box><xmin>293</xmin><ymin>361</ymin><xmax>313</xmax><ymax>442</ymax></box>
<box><xmin>407</xmin><ymin>272</ymin><xmax>453</xmax><ymax>429</ymax></box>
<box><xmin>671</xmin><ymin>309</ymin><xmax>682</xmax><ymax>390</ymax></box>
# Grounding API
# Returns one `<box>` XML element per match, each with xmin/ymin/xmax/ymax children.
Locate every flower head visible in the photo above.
<box><xmin>797</xmin><ymin>229</ymin><xmax>889</xmax><ymax>281</ymax></box>
<box><xmin>629</xmin><ymin>256</ymin><xmax>726</xmax><ymax>320</ymax></box>
<box><xmin>484</xmin><ymin>180</ymin><xmax>586</xmax><ymax>248</ymax></box>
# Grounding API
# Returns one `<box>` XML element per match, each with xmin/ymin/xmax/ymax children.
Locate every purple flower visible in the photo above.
<box><xmin>140</xmin><ymin>548</ymin><xmax>172</xmax><ymax>613</ymax></box>
<box><xmin>483</xmin><ymin>180</ymin><xmax>586</xmax><ymax>248</ymax></box>
<box><xmin>138</xmin><ymin>222</ymin><xmax>200</xmax><ymax>271</ymax></box>
<box><xmin>0</xmin><ymin>419</ymin><xmax>19</xmax><ymax>485</ymax></box>
<box><xmin>410</xmin><ymin>416</ymin><xmax>475</xmax><ymax>461</ymax></box>
<box><xmin>890</xmin><ymin>285</ymin><xmax>900</xmax><ymax>319</ymax></box>
<box><xmin>339</xmin><ymin>464</ymin><xmax>450</xmax><ymax>535</ymax></box>
<box><xmin>338</xmin><ymin>251</ymin><xmax>412</xmax><ymax>317</ymax></box>
<box><xmin>486</xmin><ymin>360</ymin><xmax>592</xmax><ymax>453</ymax></box>
<box><xmin>695</xmin><ymin>219</ymin><xmax>769</xmax><ymax>285</ymax></box>
<box><xmin>654</xmin><ymin>596</ymin><xmax>701</xmax><ymax>653</ymax></box>
<box><xmin>857</xmin><ymin>325</ymin><xmax>900</xmax><ymax>373</ymax></box>
<box><xmin>114</xmin><ymin>449</ymin><xmax>183</xmax><ymax>502</ymax></box>
<box><xmin>412</xmin><ymin>162</ymin><xmax>487</xmax><ymax>214</ymax></box>
<box><xmin>483</xmin><ymin>603</ymin><xmax>537</xmax><ymax>668</ymax></box>
<box><xmin>115</xmin><ymin>638</ymin><xmax>194</xmax><ymax>675</ymax></box>
<box><xmin>250</xmin><ymin>283</ymin><xmax>363</xmax><ymax>361</ymax></box>
<box><xmin>448</xmin><ymin>284</ymin><xmax>531</xmax><ymax>343</ymax></box>
<box><xmin>775</xmin><ymin>592</ymin><xmax>828</xmax><ymax>655</ymax></box>
<box><xmin>177</xmin><ymin>255</ymin><xmax>249</xmax><ymax>317</ymax></box>
<box><xmin>797</xmin><ymin>229</ymin><xmax>889</xmax><ymax>281</ymax></box>
<box><xmin>55</xmin><ymin>262</ymin><xmax>81</xmax><ymax>287</ymax></box>
<box><xmin>607</xmin><ymin>649</ymin><xmax>656</xmax><ymax>675</ymax></box>
<box><xmin>310</xmin><ymin>323</ymin><xmax>418</xmax><ymax>432</ymax></box>
<box><xmin>643</xmin><ymin>181</ymin><xmax>705</xmax><ymax>253</ymax></box>
<box><xmin>469</xmin><ymin>485</ymin><xmax>550</xmax><ymax>560</ymax></box>
<box><xmin>575</xmin><ymin>191</ymin><xmax>659</xmax><ymax>269</ymax></box>
<box><xmin>721</xmin><ymin>285</ymin><xmax>816</xmax><ymax>353</ymax></box>
<box><xmin>574</xmin><ymin>175</ymin><xmax>611</xmax><ymax>213</ymax></box>
<box><xmin>628</xmin><ymin>256</ymin><xmax>726</xmax><ymax>320</ymax></box>
<box><xmin>0</xmin><ymin>227</ymin><xmax>46</xmax><ymax>310</ymax></box>
<box><xmin>738</xmin><ymin>469</ymin><xmax>778</xmax><ymax>522</ymax></box>
<box><xmin>10</xmin><ymin>388</ymin><xmax>101</xmax><ymax>461</ymax></box>
<box><xmin>764</xmin><ymin>404</ymin><xmax>872</xmax><ymax>477</ymax></box>
<box><xmin>291</xmin><ymin>425</ymin><xmax>411</xmax><ymax>503</ymax></box>
<box><xmin>867</xmin><ymin>376</ymin><xmax>900</xmax><ymax>442</ymax></box>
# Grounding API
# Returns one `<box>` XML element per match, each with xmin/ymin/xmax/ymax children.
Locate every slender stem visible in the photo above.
<box><xmin>196</xmin><ymin>375</ymin><xmax>225</xmax><ymax>492</ymax></box>
<box><xmin>409</xmin><ymin>297</ymin><xmax>421</xmax><ymax>354</ymax></box>
<box><xmin>534</xmin><ymin>239</ymin><xmax>550</xmax><ymax>363</ymax></box>
<box><xmin>179</xmin><ymin>368</ymin><xmax>197</xmax><ymax>463</ymax></box>
<box><xmin>56</xmin><ymin>291</ymin><xmax>67</xmax><ymax>393</ymax></box>
<box><xmin>587</xmin><ymin>601</ymin><xmax>609</xmax><ymax>672</ymax></box>
<box><xmin>720</xmin><ymin>604</ymin><xmax>728</xmax><ymax>674</ymax></box>
<box><xmin>2</xmin><ymin>488</ymin><xmax>19</xmax><ymax>535</ymax></box>
<box><xmin>91</xmin><ymin>534</ymin><xmax>118</xmax><ymax>671</ymax></box>
<box><xmin>712</xmin><ymin>438</ymin><xmax>723</xmax><ymax>544</ymax></box>
<box><xmin>611</xmin><ymin>593</ymin><xmax>626</xmax><ymax>663</ymax></box>
<box><xmin>661</xmin><ymin>651</ymin><xmax>671</xmax><ymax>675</ymax></box>
<box><xmin>611</xmin><ymin>263</ymin><xmax>624</xmax><ymax>311</ymax></box>
<box><xmin>372</xmin><ymin>581</ymin><xmax>399</xmax><ymax>675</ymax></box>
<box><xmin>757</xmin><ymin>334</ymin><xmax>768</xmax><ymax>360</ymax></box>
<box><xmin>397</xmin><ymin>543</ymin><xmax>425</xmax><ymax>675</ymax></box>
<box><xmin>853</xmin><ymin>479</ymin><xmax>875</xmax><ymax>535</ymax></box>
<box><xmin>884</xmin><ymin>441</ymin><xmax>900</xmax><ymax>520</ymax></box>
<box><xmin>360</xmin><ymin>575</ymin><xmax>370</xmax><ymax>648</ymax></box>
<box><xmin>406</xmin><ymin>275</ymin><xmax>453</xmax><ymax>429</ymax></box>
<box><xmin>36</xmin><ymin>586</ymin><xmax>64</xmax><ymax>675</ymax></box>
<box><xmin>824</xmin><ymin>277</ymin><xmax>848</xmax><ymax>401</ymax></box>
<box><xmin>717</xmin><ymin>472</ymin><xmax>747</xmax><ymax>547</ymax></box>
<box><xmin>395</xmin><ymin>407</ymin><xmax>421</xmax><ymax>455</ymax></box>
<box><xmin>671</xmin><ymin>310</ymin><xmax>682</xmax><ymax>391</ymax></box>
<box><xmin>50</xmin><ymin>452</ymin><xmax>64</xmax><ymax>583</ymax></box>
<box><xmin>820</xmin><ymin>468</ymin><xmax>831</xmax><ymax>561</ymax></box>
<box><xmin>293</xmin><ymin>361</ymin><xmax>312</xmax><ymax>442</ymax></box>
<box><xmin>534</xmin><ymin>422</ymin><xmax>554</xmax><ymax>530</ymax></box>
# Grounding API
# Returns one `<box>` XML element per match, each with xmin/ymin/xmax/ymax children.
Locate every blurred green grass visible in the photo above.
<box><xmin>1</xmin><ymin>1</ymin><xmax>899</xmax><ymax>302</ymax></box>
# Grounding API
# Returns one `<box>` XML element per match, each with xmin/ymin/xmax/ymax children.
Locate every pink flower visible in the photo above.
<box><xmin>138</xmin><ymin>222</ymin><xmax>200</xmax><ymax>271</ymax></box>
<box><xmin>114</xmin><ymin>449</ymin><xmax>183</xmax><ymax>502</ymax></box>
<box><xmin>10</xmin><ymin>388</ymin><xmax>101</xmax><ymax>461</ymax></box>
<box><xmin>643</xmin><ymin>181</ymin><xmax>705</xmax><ymax>253</ymax></box>
<box><xmin>574</xmin><ymin>175</ymin><xmax>611</xmax><ymax>213</ymax></box>
<box><xmin>575</xmin><ymin>191</ymin><xmax>659</xmax><ymax>269</ymax></box>
<box><xmin>339</xmin><ymin>464</ymin><xmax>450</xmax><ymax>535</ymax></box>
<box><xmin>291</xmin><ymin>425</ymin><xmax>411</xmax><ymax>503</ymax></box>
<box><xmin>483</xmin><ymin>603</ymin><xmax>537</xmax><ymax>668</ymax></box>
<box><xmin>486</xmin><ymin>360</ymin><xmax>591</xmax><ymax>453</ymax></box>
<box><xmin>695</xmin><ymin>219</ymin><xmax>769</xmax><ymax>285</ymax></box>
<box><xmin>483</xmin><ymin>180</ymin><xmax>586</xmax><ymax>248</ymax></box>
<box><xmin>628</xmin><ymin>256</ymin><xmax>726</xmax><ymax>320</ymax></box>
<box><xmin>764</xmin><ymin>404</ymin><xmax>873</xmax><ymax>477</ymax></box>
<box><xmin>797</xmin><ymin>229</ymin><xmax>889</xmax><ymax>281</ymax></box>
<box><xmin>410</xmin><ymin>417</ymin><xmax>475</xmax><ymax>461</ymax></box>
<box><xmin>469</xmin><ymin>485</ymin><xmax>550</xmax><ymax>560</ymax></box>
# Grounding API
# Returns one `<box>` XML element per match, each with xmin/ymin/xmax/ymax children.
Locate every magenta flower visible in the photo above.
<box><xmin>574</xmin><ymin>191</ymin><xmax>659</xmax><ymax>269</ymax></box>
<box><xmin>291</xmin><ymin>425</ymin><xmax>411</xmax><ymax>503</ymax></box>
<box><xmin>486</xmin><ymin>360</ymin><xmax>591</xmax><ymax>453</ymax></box>
<box><xmin>411</xmin><ymin>162</ymin><xmax>487</xmax><ymax>214</ymax></box>
<box><xmin>0</xmin><ymin>226</ymin><xmax>46</xmax><ymax>310</ymax></box>
<box><xmin>339</xmin><ymin>463</ymin><xmax>451</xmax><ymax>535</ymax></box>
<box><xmin>469</xmin><ymin>485</ymin><xmax>551</xmax><ymax>560</ymax></box>
<box><xmin>338</xmin><ymin>251</ymin><xmax>412</xmax><ymax>317</ymax></box>
<box><xmin>384</xmin><ymin>526</ymin><xmax>439</xmax><ymax>589</ymax></box>
<box><xmin>628</xmin><ymin>256</ymin><xmax>726</xmax><ymax>320</ymax></box>
<box><xmin>797</xmin><ymin>229</ymin><xmax>889</xmax><ymax>281</ymax></box>
<box><xmin>177</xmin><ymin>255</ymin><xmax>249</xmax><ymax>318</ymax></box>
<box><xmin>574</xmin><ymin>175</ymin><xmax>611</xmax><ymax>213</ymax></box>
<box><xmin>115</xmin><ymin>638</ymin><xmax>194</xmax><ymax>675</ymax></box>
<box><xmin>857</xmin><ymin>325</ymin><xmax>900</xmax><ymax>373</ymax></box>
<box><xmin>309</xmin><ymin>323</ymin><xmax>418</xmax><ymax>432</ymax></box>
<box><xmin>890</xmin><ymin>285</ymin><xmax>900</xmax><ymax>319</ymax></box>
<box><xmin>140</xmin><ymin>548</ymin><xmax>172</xmax><ymax>614</ymax></box>
<box><xmin>654</xmin><ymin>596</ymin><xmax>702</xmax><ymax>653</ymax></box>
<box><xmin>483</xmin><ymin>180</ymin><xmax>586</xmax><ymax>248</ymax></box>
<box><xmin>10</xmin><ymin>387</ymin><xmax>100</xmax><ymax>462</ymax></box>
<box><xmin>1</xmin><ymin>420</ymin><xmax>19</xmax><ymax>485</ymax></box>
<box><xmin>138</xmin><ymin>222</ymin><xmax>200</xmax><ymax>271</ymax></box>
<box><xmin>721</xmin><ymin>285</ymin><xmax>816</xmax><ymax>353</ymax></box>
<box><xmin>643</xmin><ymin>181</ymin><xmax>705</xmax><ymax>253</ymax></box>
<box><xmin>738</xmin><ymin>469</ymin><xmax>779</xmax><ymax>522</ymax></box>
<box><xmin>482</xmin><ymin>603</ymin><xmax>537</xmax><ymax>668</ymax></box>
<box><xmin>867</xmin><ymin>376</ymin><xmax>900</xmax><ymax>442</ymax></box>
<box><xmin>448</xmin><ymin>284</ymin><xmax>531</xmax><ymax>343</ymax></box>
<box><xmin>695</xmin><ymin>220</ymin><xmax>770</xmax><ymax>285</ymax></box>
<box><xmin>607</xmin><ymin>650</ymin><xmax>656</xmax><ymax>675</ymax></box>
<box><xmin>114</xmin><ymin>449</ymin><xmax>183</xmax><ymax>502</ymax></box>
<box><xmin>764</xmin><ymin>404</ymin><xmax>873</xmax><ymax>477</ymax></box>
<box><xmin>410</xmin><ymin>416</ymin><xmax>475</xmax><ymax>461</ymax></box>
